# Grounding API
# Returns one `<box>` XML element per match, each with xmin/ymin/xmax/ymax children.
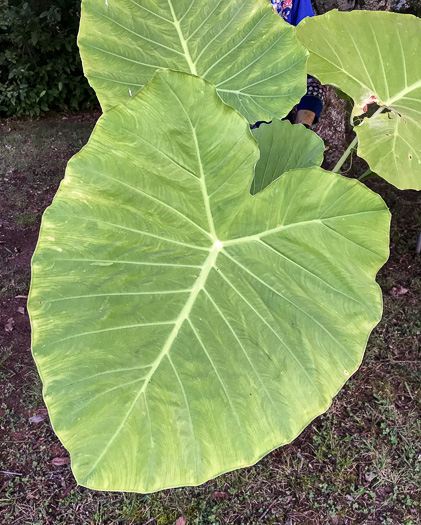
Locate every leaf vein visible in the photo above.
<box><xmin>216</xmin><ymin>268</ymin><xmax>324</xmax><ymax>403</ymax></box>
<box><xmin>221</xmin><ymin>250</ymin><xmax>353</xmax><ymax>362</ymax></box>
<box><xmin>203</xmin><ymin>288</ymin><xmax>275</xmax><ymax>406</ymax></box>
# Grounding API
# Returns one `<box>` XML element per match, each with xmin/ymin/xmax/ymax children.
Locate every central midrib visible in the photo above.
<box><xmin>82</xmin><ymin>242</ymin><xmax>220</xmax><ymax>481</ymax></box>
<box><xmin>167</xmin><ymin>0</ymin><xmax>197</xmax><ymax>75</ymax></box>
<box><xmin>146</xmin><ymin>242</ymin><xmax>220</xmax><ymax>380</ymax></box>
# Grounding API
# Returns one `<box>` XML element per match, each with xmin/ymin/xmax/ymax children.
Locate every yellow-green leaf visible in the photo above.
<box><xmin>29</xmin><ymin>70</ymin><xmax>390</xmax><ymax>493</ymax></box>
<box><xmin>78</xmin><ymin>0</ymin><xmax>308</xmax><ymax>121</ymax></box>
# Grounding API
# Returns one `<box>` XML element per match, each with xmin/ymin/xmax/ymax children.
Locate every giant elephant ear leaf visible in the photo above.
<box><xmin>28</xmin><ymin>70</ymin><xmax>390</xmax><ymax>493</ymax></box>
<box><xmin>78</xmin><ymin>0</ymin><xmax>308</xmax><ymax>122</ymax></box>
<box><xmin>297</xmin><ymin>11</ymin><xmax>421</xmax><ymax>190</ymax></box>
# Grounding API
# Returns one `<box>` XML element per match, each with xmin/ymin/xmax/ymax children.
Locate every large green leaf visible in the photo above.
<box><xmin>78</xmin><ymin>0</ymin><xmax>308</xmax><ymax>122</ymax></box>
<box><xmin>251</xmin><ymin>119</ymin><xmax>324</xmax><ymax>194</ymax></box>
<box><xmin>29</xmin><ymin>70</ymin><xmax>390</xmax><ymax>493</ymax></box>
<box><xmin>297</xmin><ymin>11</ymin><xmax>421</xmax><ymax>190</ymax></box>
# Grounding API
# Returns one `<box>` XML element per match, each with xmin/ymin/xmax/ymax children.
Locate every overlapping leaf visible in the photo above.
<box><xmin>29</xmin><ymin>70</ymin><xmax>390</xmax><ymax>493</ymax></box>
<box><xmin>356</xmin><ymin>112</ymin><xmax>421</xmax><ymax>190</ymax></box>
<box><xmin>251</xmin><ymin>119</ymin><xmax>324</xmax><ymax>194</ymax></box>
<box><xmin>78</xmin><ymin>0</ymin><xmax>308</xmax><ymax>122</ymax></box>
<box><xmin>297</xmin><ymin>11</ymin><xmax>421</xmax><ymax>190</ymax></box>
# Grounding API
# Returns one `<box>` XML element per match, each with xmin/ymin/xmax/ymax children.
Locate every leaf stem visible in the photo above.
<box><xmin>358</xmin><ymin>169</ymin><xmax>373</xmax><ymax>181</ymax></box>
<box><xmin>332</xmin><ymin>135</ymin><xmax>358</xmax><ymax>174</ymax></box>
<box><xmin>332</xmin><ymin>105</ymin><xmax>386</xmax><ymax>174</ymax></box>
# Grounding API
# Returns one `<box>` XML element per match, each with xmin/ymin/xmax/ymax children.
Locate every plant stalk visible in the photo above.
<box><xmin>332</xmin><ymin>105</ymin><xmax>386</xmax><ymax>174</ymax></box>
<box><xmin>358</xmin><ymin>169</ymin><xmax>373</xmax><ymax>181</ymax></box>
<box><xmin>332</xmin><ymin>135</ymin><xmax>358</xmax><ymax>173</ymax></box>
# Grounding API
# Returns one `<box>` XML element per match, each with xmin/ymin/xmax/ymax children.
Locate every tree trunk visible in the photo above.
<box><xmin>312</xmin><ymin>0</ymin><xmax>391</xmax><ymax>15</ymax></box>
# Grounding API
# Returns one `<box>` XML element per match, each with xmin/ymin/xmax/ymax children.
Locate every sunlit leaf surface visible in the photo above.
<box><xmin>78</xmin><ymin>0</ymin><xmax>308</xmax><ymax>121</ymax></box>
<box><xmin>29</xmin><ymin>71</ymin><xmax>390</xmax><ymax>493</ymax></box>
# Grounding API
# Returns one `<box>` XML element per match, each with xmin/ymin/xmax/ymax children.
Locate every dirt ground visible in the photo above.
<box><xmin>0</xmin><ymin>110</ymin><xmax>420</xmax><ymax>524</ymax></box>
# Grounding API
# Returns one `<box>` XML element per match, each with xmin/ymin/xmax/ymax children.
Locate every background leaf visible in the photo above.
<box><xmin>29</xmin><ymin>70</ymin><xmax>390</xmax><ymax>493</ymax></box>
<box><xmin>297</xmin><ymin>10</ymin><xmax>421</xmax><ymax>190</ymax></box>
<box><xmin>251</xmin><ymin>119</ymin><xmax>324</xmax><ymax>194</ymax></box>
<box><xmin>78</xmin><ymin>0</ymin><xmax>308</xmax><ymax>122</ymax></box>
<box><xmin>355</xmin><ymin>112</ymin><xmax>421</xmax><ymax>190</ymax></box>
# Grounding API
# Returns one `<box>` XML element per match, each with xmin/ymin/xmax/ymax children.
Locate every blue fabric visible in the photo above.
<box><xmin>290</xmin><ymin>0</ymin><xmax>315</xmax><ymax>26</ymax></box>
<box><xmin>270</xmin><ymin>0</ymin><xmax>314</xmax><ymax>26</ymax></box>
<box><xmin>270</xmin><ymin>0</ymin><xmax>325</xmax><ymax>122</ymax></box>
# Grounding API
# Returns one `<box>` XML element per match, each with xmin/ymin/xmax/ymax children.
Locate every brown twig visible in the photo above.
<box><xmin>259</xmin><ymin>495</ymin><xmax>280</xmax><ymax>522</ymax></box>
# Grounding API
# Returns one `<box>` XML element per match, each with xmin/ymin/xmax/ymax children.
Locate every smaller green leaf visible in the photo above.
<box><xmin>251</xmin><ymin>119</ymin><xmax>324</xmax><ymax>194</ymax></box>
<box><xmin>356</xmin><ymin>113</ymin><xmax>421</xmax><ymax>190</ymax></box>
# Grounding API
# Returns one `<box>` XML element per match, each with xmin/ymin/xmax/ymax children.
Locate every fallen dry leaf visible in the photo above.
<box><xmin>212</xmin><ymin>491</ymin><xmax>229</xmax><ymax>501</ymax></box>
<box><xmin>4</xmin><ymin>317</ymin><xmax>14</xmax><ymax>332</ymax></box>
<box><xmin>17</xmin><ymin>306</ymin><xmax>25</xmax><ymax>314</ymax></box>
<box><xmin>29</xmin><ymin>407</ymin><xmax>48</xmax><ymax>423</ymax></box>
<box><xmin>29</xmin><ymin>414</ymin><xmax>47</xmax><ymax>423</ymax></box>
<box><xmin>0</xmin><ymin>480</ymin><xmax>11</xmax><ymax>492</ymax></box>
<box><xmin>10</xmin><ymin>431</ymin><xmax>26</xmax><ymax>440</ymax></box>
<box><xmin>59</xmin><ymin>485</ymin><xmax>73</xmax><ymax>499</ymax></box>
<box><xmin>26</xmin><ymin>489</ymin><xmax>40</xmax><ymax>500</ymax></box>
<box><xmin>33</xmin><ymin>438</ymin><xmax>46</xmax><ymax>450</ymax></box>
<box><xmin>52</xmin><ymin>457</ymin><xmax>71</xmax><ymax>466</ymax></box>
<box><xmin>390</xmin><ymin>285</ymin><xmax>409</xmax><ymax>297</ymax></box>
<box><xmin>50</xmin><ymin>442</ymin><xmax>66</xmax><ymax>457</ymax></box>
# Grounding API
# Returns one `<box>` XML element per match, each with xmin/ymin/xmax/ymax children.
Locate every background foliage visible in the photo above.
<box><xmin>0</xmin><ymin>0</ymin><xmax>98</xmax><ymax>116</ymax></box>
<box><xmin>0</xmin><ymin>0</ymin><xmax>419</xmax><ymax>118</ymax></box>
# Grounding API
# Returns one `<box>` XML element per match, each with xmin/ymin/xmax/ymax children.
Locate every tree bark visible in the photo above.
<box><xmin>312</xmin><ymin>0</ymin><xmax>391</xmax><ymax>15</ymax></box>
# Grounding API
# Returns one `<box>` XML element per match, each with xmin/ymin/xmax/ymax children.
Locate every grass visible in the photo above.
<box><xmin>0</xmin><ymin>115</ymin><xmax>96</xmax><ymax>175</ymax></box>
<box><xmin>0</xmin><ymin>113</ymin><xmax>420</xmax><ymax>525</ymax></box>
<box><xmin>0</xmin><ymin>113</ymin><xmax>97</xmax><ymax>239</ymax></box>
<box><xmin>0</xmin><ymin>266</ymin><xmax>31</xmax><ymax>298</ymax></box>
<box><xmin>14</xmin><ymin>212</ymin><xmax>39</xmax><ymax>228</ymax></box>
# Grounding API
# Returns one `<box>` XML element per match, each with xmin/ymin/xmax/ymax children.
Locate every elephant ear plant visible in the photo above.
<box><xmin>29</xmin><ymin>1</ymin><xmax>421</xmax><ymax>493</ymax></box>
<box><xmin>297</xmin><ymin>10</ymin><xmax>421</xmax><ymax>190</ymax></box>
<box><xmin>29</xmin><ymin>70</ymin><xmax>389</xmax><ymax>492</ymax></box>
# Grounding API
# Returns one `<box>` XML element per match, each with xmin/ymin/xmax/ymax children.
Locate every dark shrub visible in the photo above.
<box><xmin>0</xmin><ymin>0</ymin><xmax>98</xmax><ymax>116</ymax></box>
